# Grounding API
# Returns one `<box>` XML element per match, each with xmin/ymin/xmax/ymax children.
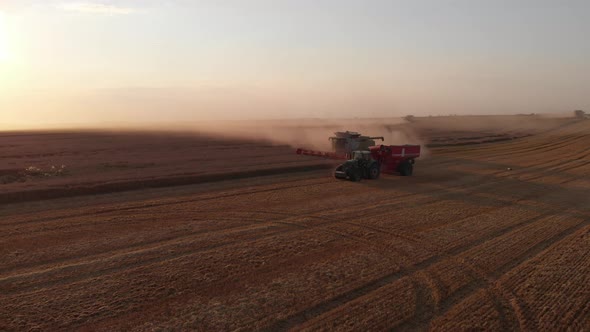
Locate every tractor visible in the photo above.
<box><xmin>296</xmin><ymin>131</ymin><xmax>420</xmax><ymax>181</ymax></box>
<box><xmin>334</xmin><ymin>150</ymin><xmax>380</xmax><ymax>181</ymax></box>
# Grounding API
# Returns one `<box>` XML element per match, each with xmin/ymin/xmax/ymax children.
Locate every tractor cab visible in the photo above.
<box><xmin>352</xmin><ymin>150</ymin><xmax>372</xmax><ymax>161</ymax></box>
<box><xmin>334</xmin><ymin>150</ymin><xmax>380</xmax><ymax>181</ymax></box>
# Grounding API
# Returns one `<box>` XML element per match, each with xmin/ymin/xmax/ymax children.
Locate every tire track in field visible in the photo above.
<box><xmin>0</xmin><ymin>203</ymin><xmax>424</xmax><ymax>295</ymax></box>
<box><xmin>0</xmin><ymin>172</ymin><xmax>523</xmax><ymax>305</ymax></box>
<box><xmin>485</xmin><ymin>221</ymin><xmax>589</xmax><ymax>331</ymax></box>
<box><xmin>0</xmin><ymin>214</ymin><xmax>284</xmax><ymax>277</ymax></box>
<box><xmin>0</xmin><ymin>170</ymin><xmax>328</xmax><ymax>219</ymax></box>
<box><xmin>296</xmin><ymin>178</ymin><xmax>579</xmax><ymax>331</ymax></box>
<box><xmin>534</xmin><ymin>228</ymin><xmax>590</xmax><ymax>329</ymax></box>
<box><xmin>0</xmin><ymin>162</ymin><xmax>555</xmax><ymax>296</ymax></box>
<box><xmin>0</xmin><ymin>144</ymin><xmax>516</xmax><ymax>229</ymax></box>
<box><xmin>270</xmin><ymin>174</ymin><xmax>590</xmax><ymax>329</ymax></box>
<box><xmin>0</xmin><ymin>177</ymin><xmax>337</xmax><ymax>228</ymax></box>
<box><xmin>440</xmin><ymin>140</ymin><xmax>590</xmax><ymax>185</ymax></box>
<box><xmin>0</xmin><ymin>157</ymin><xmax>503</xmax><ymax>230</ymax></box>
<box><xmin>434</xmin><ymin>131</ymin><xmax>582</xmax><ymax>160</ymax></box>
<box><xmin>0</xmin><ymin>187</ymin><xmax>438</xmax><ymax>277</ymax></box>
<box><xmin>4</xmin><ymin>202</ymin><xmax>436</xmax><ymax>332</ymax></box>
<box><xmin>2</xmin><ymin>190</ymin><xmax>445</xmax><ymax>298</ymax></box>
<box><xmin>426</xmin><ymin>165</ymin><xmax>589</xmax><ymax>321</ymax></box>
<box><xmin>0</xmin><ymin>224</ymin><xmax>292</xmax><ymax>295</ymax></box>
<box><xmin>436</xmin><ymin>146</ymin><xmax>590</xmax><ymax>199</ymax></box>
<box><xmin>504</xmin><ymin>143</ymin><xmax>590</xmax><ymax>176</ymax></box>
<box><xmin>304</xmin><ymin>211</ymin><xmax>588</xmax><ymax>332</ymax></box>
<box><xmin>465</xmin><ymin>121</ymin><xmax>588</xmax><ymax>156</ymax></box>
<box><xmin>4</xmin><ymin>168</ymin><xmax>581</xmax><ymax>299</ymax></box>
<box><xmin>526</xmin><ymin>148</ymin><xmax>590</xmax><ymax>174</ymax></box>
<box><xmin>408</xmin><ymin>270</ymin><xmax>514</xmax><ymax>331</ymax></box>
<box><xmin>0</xmin><ymin>206</ymin><xmax>343</xmax><ymax>281</ymax></box>
<box><xmin>7</xmin><ymin>164</ymin><xmax>518</xmax><ymax>275</ymax></box>
<box><xmin>437</xmin><ymin>131</ymin><xmax>590</xmax><ymax>168</ymax></box>
<box><xmin>409</xmin><ymin>260</ymin><xmax>519</xmax><ymax>331</ymax></box>
<box><xmin>291</xmin><ymin>211</ymin><xmax>587</xmax><ymax>332</ymax></box>
<box><xmin>414</xmin><ymin>217</ymin><xmax>590</xmax><ymax>331</ymax></box>
<box><xmin>391</xmin><ymin>272</ymin><xmax>440</xmax><ymax>332</ymax></box>
<box><xmin>0</xmin><ymin>163</ymin><xmax>338</xmax><ymax>206</ymax></box>
<box><xmin>476</xmin><ymin>132</ymin><xmax>590</xmax><ymax>160</ymax></box>
<box><xmin>263</xmin><ymin>205</ymin><xmax>579</xmax><ymax>331</ymax></box>
<box><xmin>394</xmin><ymin>247</ymin><xmax>521</xmax><ymax>331</ymax></box>
<box><xmin>248</xmin><ymin>208</ymin><xmax>427</xmax><ymax>246</ymax></box>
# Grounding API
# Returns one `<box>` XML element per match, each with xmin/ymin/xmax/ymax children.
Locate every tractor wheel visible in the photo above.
<box><xmin>368</xmin><ymin>164</ymin><xmax>380</xmax><ymax>179</ymax></box>
<box><xmin>349</xmin><ymin>169</ymin><xmax>362</xmax><ymax>182</ymax></box>
<box><xmin>400</xmin><ymin>162</ymin><xmax>414</xmax><ymax>176</ymax></box>
<box><xmin>334</xmin><ymin>166</ymin><xmax>347</xmax><ymax>180</ymax></box>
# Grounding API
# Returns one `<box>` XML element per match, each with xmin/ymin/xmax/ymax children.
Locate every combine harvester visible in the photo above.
<box><xmin>296</xmin><ymin>131</ymin><xmax>420</xmax><ymax>181</ymax></box>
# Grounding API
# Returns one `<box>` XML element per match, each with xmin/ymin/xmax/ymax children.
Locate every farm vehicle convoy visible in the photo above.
<box><xmin>296</xmin><ymin>131</ymin><xmax>421</xmax><ymax>181</ymax></box>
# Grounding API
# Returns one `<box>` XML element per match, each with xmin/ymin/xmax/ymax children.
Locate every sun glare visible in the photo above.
<box><xmin>0</xmin><ymin>11</ymin><xmax>10</xmax><ymax>62</ymax></box>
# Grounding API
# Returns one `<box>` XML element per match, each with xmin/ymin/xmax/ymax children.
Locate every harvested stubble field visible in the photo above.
<box><xmin>0</xmin><ymin>116</ymin><xmax>589</xmax><ymax>331</ymax></box>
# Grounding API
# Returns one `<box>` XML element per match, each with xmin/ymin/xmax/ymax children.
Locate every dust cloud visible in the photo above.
<box><xmin>189</xmin><ymin>114</ymin><xmax>573</xmax><ymax>155</ymax></box>
<box><xmin>2</xmin><ymin>111</ymin><xmax>575</xmax><ymax>160</ymax></box>
<box><xmin>189</xmin><ymin>118</ymin><xmax>425</xmax><ymax>151</ymax></box>
<box><xmin>183</xmin><ymin>113</ymin><xmax>574</xmax><ymax>158</ymax></box>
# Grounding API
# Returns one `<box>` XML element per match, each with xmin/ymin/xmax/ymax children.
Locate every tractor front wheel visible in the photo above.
<box><xmin>399</xmin><ymin>162</ymin><xmax>414</xmax><ymax>176</ymax></box>
<box><xmin>368</xmin><ymin>164</ymin><xmax>380</xmax><ymax>179</ymax></box>
<box><xmin>349</xmin><ymin>169</ymin><xmax>362</xmax><ymax>182</ymax></box>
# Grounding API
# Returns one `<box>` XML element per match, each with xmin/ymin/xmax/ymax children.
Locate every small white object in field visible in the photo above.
<box><xmin>507</xmin><ymin>167</ymin><xmax>512</xmax><ymax>171</ymax></box>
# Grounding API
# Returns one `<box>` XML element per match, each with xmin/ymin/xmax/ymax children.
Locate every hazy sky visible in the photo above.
<box><xmin>0</xmin><ymin>0</ymin><xmax>589</xmax><ymax>127</ymax></box>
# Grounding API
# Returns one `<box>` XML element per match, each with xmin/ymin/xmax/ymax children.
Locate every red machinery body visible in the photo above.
<box><xmin>368</xmin><ymin>145</ymin><xmax>421</xmax><ymax>174</ymax></box>
<box><xmin>296</xmin><ymin>144</ymin><xmax>421</xmax><ymax>174</ymax></box>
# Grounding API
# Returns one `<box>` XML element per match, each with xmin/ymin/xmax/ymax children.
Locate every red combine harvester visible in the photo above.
<box><xmin>296</xmin><ymin>131</ymin><xmax>421</xmax><ymax>181</ymax></box>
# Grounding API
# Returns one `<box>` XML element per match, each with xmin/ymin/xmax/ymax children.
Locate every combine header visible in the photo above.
<box><xmin>296</xmin><ymin>131</ymin><xmax>420</xmax><ymax>181</ymax></box>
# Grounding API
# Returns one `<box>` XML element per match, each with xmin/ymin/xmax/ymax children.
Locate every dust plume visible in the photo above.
<box><xmin>184</xmin><ymin>113</ymin><xmax>575</xmax><ymax>158</ymax></box>
<box><xmin>190</xmin><ymin>117</ymin><xmax>427</xmax><ymax>152</ymax></box>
